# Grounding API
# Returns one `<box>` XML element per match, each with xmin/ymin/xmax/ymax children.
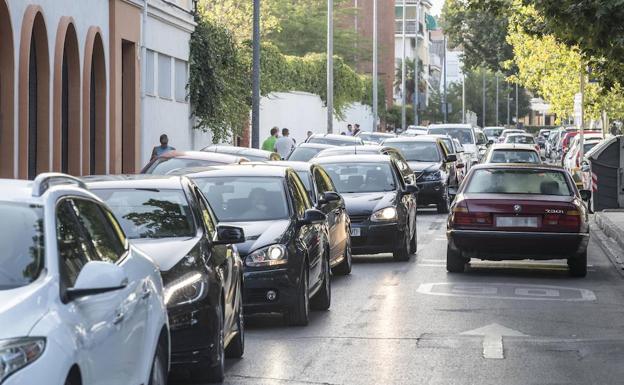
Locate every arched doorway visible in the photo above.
<box><xmin>53</xmin><ymin>18</ymin><xmax>80</xmax><ymax>175</ymax></box>
<box><xmin>0</xmin><ymin>0</ymin><xmax>14</xmax><ymax>178</ymax></box>
<box><xmin>19</xmin><ymin>6</ymin><xmax>50</xmax><ymax>179</ymax></box>
<box><xmin>83</xmin><ymin>28</ymin><xmax>106</xmax><ymax>175</ymax></box>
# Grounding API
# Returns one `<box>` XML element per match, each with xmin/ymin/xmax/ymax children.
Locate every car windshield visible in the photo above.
<box><xmin>145</xmin><ymin>158</ymin><xmax>226</xmax><ymax>175</ymax></box>
<box><xmin>489</xmin><ymin>150</ymin><xmax>540</xmax><ymax>164</ymax></box>
<box><xmin>428</xmin><ymin>127</ymin><xmax>475</xmax><ymax>145</ymax></box>
<box><xmin>91</xmin><ymin>189</ymin><xmax>196</xmax><ymax>239</ymax></box>
<box><xmin>358</xmin><ymin>132</ymin><xmax>392</xmax><ymax>144</ymax></box>
<box><xmin>194</xmin><ymin>177</ymin><xmax>290</xmax><ymax>222</ymax></box>
<box><xmin>506</xmin><ymin>135</ymin><xmax>535</xmax><ymax>144</ymax></box>
<box><xmin>321</xmin><ymin>163</ymin><xmax>396</xmax><ymax>193</ymax></box>
<box><xmin>308</xmin><ymin>137</ymin><xmax>361</xmax><ymax>146</ymax></box>
<box><xmin>484</xmin><ymin>128</ymin><xmax>504</xmax><ymax>138</ymax></box>
<box><xmin>0</xmin><ymin>202</ymin><xmax>45</xmax><ymax>290</ymax></box>
<box><xmin>388</xmin><ymin>141</ymin><xmax>441</xmax><ymax>162</ymax></box>
<box><xmin>465</xmin><ymin>169</ymin><xmax>572</xmax><ymax>196</ymax></box>
<box><xmin>288</xmin><ymin>147</ymin><xmax>323</xmax><ymax>161</ymax></box>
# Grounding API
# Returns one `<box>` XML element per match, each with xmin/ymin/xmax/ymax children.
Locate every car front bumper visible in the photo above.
<box><xmin>416</xmin><ymin>180</ymin><xmax>445</xmax><ymax>205</ymax></box>
<box><xmin>448</xmin><ymin>229</ymin><xmax>589</xmax><ymax>259</ymax></box>
<box><xmin>350</xmin><ymin>220</ymin><xmax>402</xmax><ymax>255</ymax></box>
<box><xmin>168</xmin><ymin>303</ymin><xmax>220</xmax><ymax>367</ymax></box>
<box><xmin>242</xmin><ymin>266</ymin><xmax>300</xmax><ymax>314</ymax></box>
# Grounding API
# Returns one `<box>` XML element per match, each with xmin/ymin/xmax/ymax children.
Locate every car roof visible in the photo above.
<box><xmin>1</xmin><ymin>175</ymin><xmax>102</xmax><ymax>204</ymax></box>
<box><xmin>490</xmin><ymin>143</ymin><xmax>539</xmax><ymax>151</ymax></box>
<box><xmin>506</xmin><ymin>133</ymin><xmax>533</xmax><ymax>137</ymax></box>
<box><xmin>294</xmin><ymin>143</ymin><xmax>335</xmax><ymax>150</ymax></box>
<box><xmin>358</xmin><ymin>131</ymin><xmax>395</xmax><ymax>137</ymax></box>
<box><xmin>309</xmin><ymin>133</ymin><xmax>360</xmax><ymax>140</ymax></box>
<box><xmin>184</xmin><ymin>164</ymin><xmax>290</xmax><ymax>179</ymax></box>
<box><xmin>384</xmin><ymin>135</ymin><xmax>439</xmax><ymax>143</ymax></box>
<box><xmin>428</xmin><ymin>124</ymin><xmax>474</xmax><ymax>129</ymax></box>
<box><xmin>318</xmin><ymin>145</ymin><xmax>386</xmax><ymax>154</ymax></box>
<box><xmin>202</xmin><ymin>145</ymin><xmax>277</xmax><ymax>158</ymax></box>
<box><xmin>311</xmin><ymin>154</ymin><xmax>392</xmax><ymax>164</ymax></box>
<box><xmin>471</xmin><ymin>163</ymin><xmax>565</xmax><ymax>172</ymax></box>
<box><xmin>262</xmin><ymin>160</ymin><xmax>313</xmax><ymax>172</ymax></box>
<box><xmin>484</xmin><ymin>126</ymin><xmax>505</xmax><ymax>130</ymax></box>
<box><xmin>0</xmin><ymin>179</ymin><xmax>44</xmax><ymax>203</ymax></box>
<box><xmin>83</xmin><ymin>174</ymin><xmax>186</xmax><ymax>190</ymax></box>
<box><xmin>156</xmin><ymin>150</ymin><xmax>246</xmax><ymax>163</ymax></box>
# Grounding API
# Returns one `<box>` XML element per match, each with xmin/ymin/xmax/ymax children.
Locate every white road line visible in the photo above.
<box><xmin>461</xmin><ymin>323</ymin><xmax>527</xmax><ymax>359</ymax></box>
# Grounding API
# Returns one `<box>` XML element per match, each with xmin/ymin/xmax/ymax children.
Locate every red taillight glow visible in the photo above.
<box><xmin>452</xmin><ymin>203</ymin><xmax>492</xmax><ymax>226</ymax></box>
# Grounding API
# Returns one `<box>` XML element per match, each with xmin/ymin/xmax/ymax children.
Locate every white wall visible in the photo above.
<box><xmin>259</xmin><ymin>92</ymin><xmax>374</xmax><ymax>145</ymax></box>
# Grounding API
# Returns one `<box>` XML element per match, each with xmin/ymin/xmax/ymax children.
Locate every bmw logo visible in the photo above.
<box><xmin>513</xmin><ymin>204</ymin><xmax>522</xmax><ymax>213</ymax></box>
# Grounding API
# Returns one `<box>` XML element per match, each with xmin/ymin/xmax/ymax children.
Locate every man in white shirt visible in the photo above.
<box><xmin>274</xmin><ymin>128</ymin><xmax>296</xmax><ymax>159</ymax></box>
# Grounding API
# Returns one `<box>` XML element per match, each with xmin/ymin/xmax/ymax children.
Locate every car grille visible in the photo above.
<box><xmin>349</xmin><ymin>214</ymin><xmax>369</xmax><ymax>224</ymax></box>
<box><xmin>414</xmin><ymin>172</ymin><xmax>423</xmax><ymax>181</ymax></box>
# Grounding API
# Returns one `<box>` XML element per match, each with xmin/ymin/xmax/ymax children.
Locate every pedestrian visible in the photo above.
<box><xmin>346</xmin><ymin>124</ymin><xmax>353</xmax><ymax>136</ymax></box>
<box><xmin>274</xmin><ymin>128</ymin><xmax>296</xmax><ymax>159</ymax></box>
<box><xmin>150</xmin><ymin>134</ymin><xmax>175</xmax><ymax>161</ymax></box>
<box><xmin>262</xmin><ymin>127</ymin><xmax>279</xmax><ymax>152</ymax></box>
<box><xmin>353</xmin><ymin>124</ymin><xmax>361</xmax><ymax>136</ymax></box>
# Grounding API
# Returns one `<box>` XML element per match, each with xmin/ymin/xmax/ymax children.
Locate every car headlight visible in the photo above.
<box><xmin>164</xmin><ymin>272</ymin><xmax>206</xmax><ymax>307</ymax></box>
<box><xmin>371</xmin><ymin>207</ymin><xmax>398</xmax><ymax>222</ymax></box>
<box><xmin>246</xmin><ymin>244</ymin><xmax>288</xmax><ymax>267</ymax></box>
<box><xmin>421</xmin><ymin>171</ymin><xmax>442</xmax><ymax>181</ymax></box>
<box><xmin>0</xmin><ymin>337</ymin><xmax>45</xmax><ymax>382</ymax></box>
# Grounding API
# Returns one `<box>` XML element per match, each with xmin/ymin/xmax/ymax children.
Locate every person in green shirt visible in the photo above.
<box><xmin>262</xmin><ymin>127</ymin><xmax>279</xmax><ymax>152</ymax></box>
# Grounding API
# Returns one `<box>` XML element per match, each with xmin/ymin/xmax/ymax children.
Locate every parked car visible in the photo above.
<box><xmin>383</xmin><ymin>136</ymin><xmax>458</xmax><ymax>213</ymax></box>
<box><xmin>503</xmin><ymin>133</ymin><xmax>540</xmax><ymax>152</ymax></box>
<box><xmin>305</xmin><ymin>133</ymin><xmax>364</xmax><ymax>146</ymax></box>
<box><xmin>427</xmin><ymin>124</ymin><xmax>479</xmax><ymax>169</ymax></box>
<box><xmin>141</xmin><ymin>151</ymin><xmax>247</xmax><ymax>175</ymax></box>
<box><xmin>498</xmin><ymin>128</ymin><xmax>525</xmax><ymax>143</ymax></box>
<box><xmin>265</xmin><ymin>161</ymin><xmax>352</xmax><ymax>275</ymax></box>
<box><xmin>86</xmin><ymin>174</ymin><xmax>246</xmax><ymax>383</ymax></box>
<box><xmin>356</xmin><ymin>131</ymin><xmax>396</xmax><ymax>144</ymax></box>
<box><xmin>287</xmin><ymin>143</ymin><xmax>335</xmax><ymax>162</ymax></box>
<box><xmin>202</xmin><ymin>144</ymin><xmax>281</xmax><ymax>161</ymax></box>
<box><xmin>447</xmin><ymin>164</ymin><xmax>590</xmax><ymax>276</ymax></box>
<box><xmin>560</xmin><ymin>131</ymin><xmax>602</xmax><ymax>162</ymax></box>
<box><xmin>0</xmin><ymin>173</ymin><xmax>169</xmax><ymax>385</ymax></box>
<box><xmin>482</xmin><ymin>143</ymin><xmax>543</xmax><ymax>164</ymax></box>
<box><xmin>563</xmin><ymin>134</ymin><xmax>605</xmax><ymax>187</ymax></box>
<box><xmin>483</xmin><ymin>126</ymin><xmax>505</xmax><ymax>142</ymax></box>
<box><xmin>188</xmin><ymin>164</ymin><xmax>331</xmax><ymax>326</ymax></box>
<box><xmin>312</xmin><ymin>155</ymin><xmax>418</xmax><ymax>260</ymax></box>
<box><xmin>474</xmin><ymin>128</ymin><xmax>491</xmax><ymax>159</ymax></box>
<box><xmin>400</xmin><ymin>125</ymin><xmax>428</xmax><ymax>136</ymax></box>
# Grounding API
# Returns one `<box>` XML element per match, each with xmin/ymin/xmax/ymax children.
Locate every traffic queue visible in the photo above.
<box><xmin>0</xmin><ymin>124</ymin><xmax>593</xmax><ymax>384</ymax></box>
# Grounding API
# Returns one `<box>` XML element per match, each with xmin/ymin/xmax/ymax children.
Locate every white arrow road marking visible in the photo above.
<box><xmin>461</xmin><ymin>323</ymin><xmax>528</xmax><ymax>359</ymax></box>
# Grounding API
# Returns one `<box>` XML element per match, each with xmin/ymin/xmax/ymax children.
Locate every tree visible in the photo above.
<box><xmin>441</xmin><ymin>0</ymin><xmax>514</xmax><ymax>73</ymax></box>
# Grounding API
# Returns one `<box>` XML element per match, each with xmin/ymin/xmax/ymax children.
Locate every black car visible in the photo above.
<box><xmin>202</xmin><ymin>144</ymin><xmax>282</xmax><ymax>161</ymax></box>
<box><xmin>85</xmin><ymin>175</ymin><xmax>245</xmax><ymax>383</ymax></box>
<box><xmin>187</xmin><ymin>164</ymin><xmax>331</xmax><ymax>326</ymax></box>
<box><xmin>383</xmin><ymin>136</ymin><xmax>457</xmax><ymax>214</ymax></box>
<box><xmin>287</xmin><ymin>143</ymin><xmax>335</xmax><ymax>162</ymax></box>
<box><xmin>268</xmin><ymin>161</ymin><xmax>352</xmax><ymax>275</ymax></box>
<box><xmin>312</xmin><ymin>155</ymin><xmax>418</xmax><ymax>261</ymax></box>
<box><xmin>305</xmin><ymin>133</ymin><xmax>364</xmax><ymax>146</ymax></box>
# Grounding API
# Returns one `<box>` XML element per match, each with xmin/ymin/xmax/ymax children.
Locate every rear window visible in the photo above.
<box><xmin>506</xmin><ymin>135</ymin><xmax>535</xmax><ymax>145</ymax></box>
<box><xmin>288</xmin><ymin>147</ymin><xmax>323</xmax><ymax>161</ymax></box>
<box><xmin>465</xmin><ymin>169</ymin><xmax>572</xmax><ymax>196</ymax></box>
<box><xmin>489</xmin><ymin>150</ymin><xmax>540</xmax><ymax>164</ymax></box>
<box><xmin>387</xmin><ymin>141</ymin><xmax>441</xmax><ymax>162</ymax></box>
<box><xmin>145</xmin><ymin>158</ymin><xmax>226</xmax><ymax>175</ymax></box>
<box><xmin>308</xmin><ymin>137</ymin><xmax>362</xmax><ymax>146</ymax></box>
<box><xmin>428</xmin><ymin>127</ymin><xmax>475</xmax><ymax>145</ymax></box>
<box><xmin>321</xmin><ymin>162</ymin><xmax>396</xmax><ymax>193</ymax></box>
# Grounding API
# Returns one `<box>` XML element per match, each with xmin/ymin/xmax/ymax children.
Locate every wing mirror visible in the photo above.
<box><xmin>318</xmin><ymin>191</ymin><xmax>341</xmax><ymax>206</ymax></box>
<box><xmin>579</xmin><ymin>189</ymin><xmax>592</xmax><ymax>202</ymax></box>
<box><xmin>456</xmin><ymin>163</ymin><xmax>465</xmax><ymax>169</ymax></box>
<box><xmin>215</xmin><ymin>225</ymin><xmax>246</xmax><ymax>245</ymax></box>
<box><xmin>300</xmin><ymin>208</ymin><xmax>327</xmax><ymax>225</ymax></box>
<box><xmin>66</xmin><ymin>261</ymin><xmax>128</xmax><ymax>301</ymax></box>
<box><xmin>446</xmin><ymin>154</ymin><xmax>458</xmax><ymax>162</ymax></box>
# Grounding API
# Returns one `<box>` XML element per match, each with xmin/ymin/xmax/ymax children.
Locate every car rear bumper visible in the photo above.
<box><xmin>416</xmin><ymin>180</ymin><xmax>445</xmax><ymax>205</ymax></box>
<box><xmin>242</xmin><ymin>267</ymin><xmax>299</xmax><ymax>314</ymax></box>
<box><xmin>448</xmin><ymin>229</ymin><xmax>589</xmax><ymax>259</ymax></box>
<box><xmin>351</xmin><ymin>222</ymin><xmax>402</xmax><ymax>254</ymax></box>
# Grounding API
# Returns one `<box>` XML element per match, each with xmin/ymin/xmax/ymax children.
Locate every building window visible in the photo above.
<box><xmin>175</xmin><ymin>59</ymin><xmax>187</xmax><ymax>102</ymax></box>
<box><xmin>146</xmin><ymin>49</ymin><xmax>155</xmax><ymax>96</ymax></box>
<box><xmin>158</xmin><ymin>53</ymin><xmax>171</xmax><ymax>99</ymax></box>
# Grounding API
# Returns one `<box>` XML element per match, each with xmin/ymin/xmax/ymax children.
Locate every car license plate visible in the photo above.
<box><xmin>495</xmin><ymin>216</ymin><xmax>538</xmax><ymax>228</ymax></box>
<box><xmin>350</xmin><ymin>227</ymin><xmax>361</xmax><ymax>237</ymax></box>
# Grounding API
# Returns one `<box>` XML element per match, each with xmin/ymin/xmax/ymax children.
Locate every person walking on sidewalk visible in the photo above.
<box><xmin>150</xmin><ymin>134</ymin><xmax>175</xmax><ymax>161</ymax></box>
<box><xmin>262</xmin><ymin>127</ymin><xmax>279</xmax><ymax>152</ymax></box>
<box><xmin>275</xmin><ymin>128</ymin><xmax>296</xmax><ymax>159</ymax></box>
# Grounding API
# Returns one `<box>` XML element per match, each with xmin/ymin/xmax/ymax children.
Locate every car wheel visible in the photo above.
<box><xmin>285</xmin><ymin>266</ymin><xmax>310</xmax><ymax>326</ymax></box>
<box><xmin>393</xmin><ymin>230</ymin><xmax>410</xmax><ymax>261</ymax></box>
<box><xmin>446</xmin><ymin>244</ymin><xmax>466</xmax><ymax>273</ymax></box>
<box><xmin>148</xmin><ymin>337</ymin><xmax>168</xmax><ymax>385</ymax></box>
<box><xmin>333</xmin><ymin>234</ymin><xmax>352</xmax><ymax>275</ymax></box>
<box><xmin>568</xmin><ymin>251</ymin><xmax>587</xmax><ymax>277</ymax></box>
<box><xmin>225</xmin><ymin>280</ymin><xmax>245</xmax><ymax>359</ymax></box>
<box><xmin>311</xmin><ymin>252</ymin><xmax>331</xmax><ymax>311</ymax></box>
<box><xmin>437</xmin><ymin>187</ymin><xmax>450</xmax><ymax>214</ymax></box>
<box><xmin>191</xmin><ymin>304</ymin><xmax>225</xmax><ymax>383</ymax></box>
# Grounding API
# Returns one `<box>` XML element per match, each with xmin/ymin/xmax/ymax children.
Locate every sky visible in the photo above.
<box><xmin>430</xmin><ymin>0</ymin><xmax>444</xmax><ymax>16</ymax></box>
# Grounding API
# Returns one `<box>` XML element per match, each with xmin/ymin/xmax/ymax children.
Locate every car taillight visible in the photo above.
<box><xmin>542</xmin><ymin>210</ymin><xmax>580</xmax><ymax>231</ymax></box>
<box><xmin>451</xmin><ymin>203</ymin><xmax>492</xmax><ymax>226</ymax></box>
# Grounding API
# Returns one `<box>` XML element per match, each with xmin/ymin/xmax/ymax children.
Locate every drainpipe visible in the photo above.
<box><xmin>140</xmin><ymin>0</ymin><xmax>148</xmax><ymax>166</ymax></box>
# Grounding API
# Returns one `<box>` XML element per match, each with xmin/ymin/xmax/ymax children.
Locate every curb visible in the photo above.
<box><xmin>592</xmin><ymin>214</ymin><xmax>624</xmax><ymax>278</ymax></box>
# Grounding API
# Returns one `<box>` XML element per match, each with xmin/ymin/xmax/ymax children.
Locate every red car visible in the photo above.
<box><xmin>447</xmin><ymin>164</ymin><xmax>591</xmax><ymax>276</ymax></box>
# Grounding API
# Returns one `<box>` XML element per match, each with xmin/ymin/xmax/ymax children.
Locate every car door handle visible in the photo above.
<box><xmin>113</xmin><ymin>311</ymin><xmax>125</xmax><ymax>325</ymax></box>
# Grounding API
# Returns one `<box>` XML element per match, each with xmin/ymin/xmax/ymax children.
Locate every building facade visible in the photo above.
<box><xmin>0</xmin><ymin>0</ymin><xmax>195</xmax><ymax>179</ymax></box>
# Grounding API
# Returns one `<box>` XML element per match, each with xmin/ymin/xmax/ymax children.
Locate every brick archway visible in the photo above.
<box><xmin>53</xmin><ymin>17</ymin><xmax>80</xmax><ymax>175</ymax></box>
<box><xmin>0</xmin><ymin>0</ymin><xmax>14</xmax><ymax>178</ymax></box>
<box><xmin>83</xmin><ymin>27</ymin><xmax>106</xmax><ymax>175</ymax></box>
<box><xmin>18</xmin><ymin>5</ymin><xmax>50</xmax><ymax>179</ymax></box>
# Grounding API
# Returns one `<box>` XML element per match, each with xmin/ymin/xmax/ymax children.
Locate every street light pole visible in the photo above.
<box><xmin>443</xmin><ymin>35</ymin><xmax>447</xmax><ymax>123</ymax></box>
<box><xmin>251</xmin><ymin>0</ymin><xmax>261</xmax><ymax>148</ymax></box>
<box><xmin>372</xmin><ymin>0</ymin><xmax>378</xmax><ymax>131</ymax></box>
<box><xmin>495</xmin><ymin>73</ymin><xmax>499</xmax><ymax>126</ymax></box>
<box><xmin>482</xmin><ymin>70</ymin><xmax>486</xmax><ymax>127</ymax></box>
<box><xmin>401</xmin><ymin>0</ymin><xmax>407</xmax><ymax>130</ymax></box>
<box><xmin>515</xmin><ymin>83</ymin><xmax>519</xmax><ymax>128</ymax></box>
<box><xmin>462</xmin><ymin>72</ymin><xmax>465</xmax><ymax>124</ymax></box>
<box><xmin>327</xmin><ymin>0</ymin><xmax>334</xmax><ymax>133</ymax></box>
<box><xmin>413</xmin><ymin>0</ymin><xmax>420</xmax><ymax>126</ymax></box>
<box><xmin>507</xmin><ymin>85</ymin><xmax>511</xmax><ymax>127</ymax></box>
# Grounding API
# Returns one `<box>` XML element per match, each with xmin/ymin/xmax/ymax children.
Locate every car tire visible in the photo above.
<box><xmin>148</xmin><ymin>337</ymin><xmax>168</xmax><ymax>385</ymax></box>
<box><xmin>568</xmin><ymin>251</ymin><xmax>587</xmax><ymax>277</ymax></box>
<box><xmin>437</xmin><ymin>187</ymin><xmax>450</xmax><ymax>214</ymax></box>
<box><xmin>410</xmin><ymin>223</ymin><xmax>417</xmax><ymax>253</ymax></box>
<box><xmin>225</xmin><ymin>280</ymin><xmax>245</xmax><ymax>359</ymax></box>
<box><xmin>393</xmin><ymin>230</ymin><xmax>410</xmax><ymax>261</ymax></box>
<box><xmin>311</xmin><ymin>253</ymin><xmax>331</xmax><ymax>311</ymax></box>
<box><xmin>191</xmin><ymin>304</ymin><xmax>225</xmax><ymax>383</ymax></box>
<box><xmin>285</xmin><ymin>266</ymin><xmax>310</xmax><ymax>326</ymax></box>
<box><xmin>333</xmin><ymin>235</ymin><xmax>352</xmax><ymax>275</ymax></box>
<box><xmin>446</xmin><ymin>244</ymin><xmax>466</xmax><ymax>273</ymax></box>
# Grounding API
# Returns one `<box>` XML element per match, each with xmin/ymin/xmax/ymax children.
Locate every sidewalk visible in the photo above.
<box><xmin>593</xmin><ymin>210</ymin><xmax>624</xmax><ymax>275</ymax></box>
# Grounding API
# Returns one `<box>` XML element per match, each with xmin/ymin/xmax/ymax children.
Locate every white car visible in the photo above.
<box><xmin>0</xmin><ymin>173</ymin><xmax>169</xmax><ymax>385</ymax></box>
<box><xmin>427</xmin><ymin>124</ymin><xmax>479</xmax><ymax>169</ymax></box>
<box><xmin>482</xmin><ymin>143</ymin><xmax>543</xmax><ymax>164</ymax></box>
<box><xmin>563</xmin><ymin>134</ymin><xmax>605</xmax><ymax>187</ymax></box>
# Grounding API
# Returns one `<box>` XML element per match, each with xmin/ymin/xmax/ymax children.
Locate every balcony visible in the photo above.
<box><xmin>395</xmin><ymin>20</ymin><xmax>425</xmax><ymax>38</ymax></box>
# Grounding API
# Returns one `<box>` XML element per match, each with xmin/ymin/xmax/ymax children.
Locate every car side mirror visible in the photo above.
<box><xmin>456</xmin><ymin>163</ymin><xmax>465</xmax><ymax>169</ymax></box>
<box><xmin>215</xmin><ymin>225</ymin><xmax>246</xmax><ymax>245</ymax></box>
<box><xmin>318</xmin><ymin>191</ymin><xmax>341</xmax><ymax>206</ymax></box>
<box><xmin>488</xmin><ymin>139</ymin><xmax>494</xmax><ymax>145</ymax></box>
<box><xmin>300</xmin><ymin>208</ymin><xmax>326</xmax><ymax>225</ymax></box>
<box><xmin>66</xmin><ymin>261</ymin><xmax>128</xmax><ymax>301</ymax></box>
<box><xmin>404</xmin><ymin>184</ymin><xmax>419</xmax><ymax>195</ymax></box>
<box><xmin>446</xmin><ymin>154</ymin><xmax>457</xmax><ymax>162</ymax></box>
<box><xmin>579</xmin><ymin>190</ymin><xmax>592</xmax><ymax>202</ymax></box>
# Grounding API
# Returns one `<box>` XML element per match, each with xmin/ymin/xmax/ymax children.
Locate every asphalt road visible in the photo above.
<box><xmin>172</xmin><ymin>210</ymin><xmax>624</xmax><ymax>385</ymax></box>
